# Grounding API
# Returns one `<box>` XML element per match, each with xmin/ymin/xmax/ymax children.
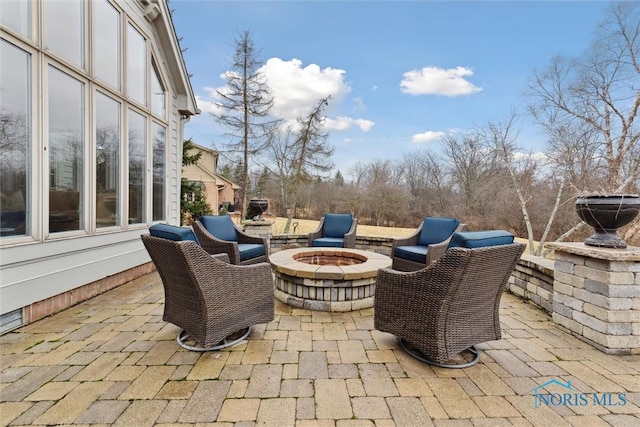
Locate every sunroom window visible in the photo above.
<box><xmin>151</xmin><ymin>62</ymin><xmax>166</xmax><ymax>118</ymax></box>
<box><xmin>44</xmin><ymin>0</ymin><xmax>84</xmax><ymax>69</ymax></box>
<box><xmin>126</xmin><ymin>24</ymin><xmax>146</xmax><ymax>106</ymax></box>
<box><xmin>128</xmin><ymin>109</ymin><xmax>146</xmax><ymax>224</ymax></box>
<box><xmin>0</xmin><ymin>40</ymin><xmax>30</xmax><ymax>238</ymax></box>
<box><xmin>96</xmin><ymin>92</ymin><xmax>121</xmax><ymax>228</ymax></box>
<box><xmin>0</xmin><ymin>0</ymin><xmax>31</xmax><ymax>39</ymax></box>
<box><xmin>93</xmin><ymin>0</ymin><xmax>120</xmax><ymax>90</ymax></box>
<box><xmin>48</xmin><ymin>66</ymin><xmax>85</xmax><ymax>233</ymax></box>
<box><xmin>152</xmin><ymin>123</ymin><xmax>166</xmax><ymax>221</ymax></box>
<box><xmin>1</xmin><ymin>1</ymin><xmax>172</xmax><ymax>243</ymax></box>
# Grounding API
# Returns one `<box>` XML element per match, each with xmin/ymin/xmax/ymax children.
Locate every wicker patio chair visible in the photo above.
<box><xmin>193</xmin><ymin>215</ymin><xmax>268</xmax><ymax>265</ymax></box>
<box><xmin>142</xmin><ymin>228</ymin><xmax>274</xmax><ymax>351</ymax></box>
<box><xmin>391</xmin><ymin>216</ymin><xmax>466</xmax><ymax>271</ymax></box>
<box><xmin>375</xmin><ymin>230</ymin><xmax>525</xmax><ymax>368</ymax></box>
<box><xmin>308</xmin><ymin>213</ymin><xmax>357</xmax><ymax>248</ymax></box>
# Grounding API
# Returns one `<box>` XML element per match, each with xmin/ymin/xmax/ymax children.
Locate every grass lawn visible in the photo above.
<box><xmin>269</xmin><ymin>217</ymin><xmax>415</xmax><ymax>237</ymax></box>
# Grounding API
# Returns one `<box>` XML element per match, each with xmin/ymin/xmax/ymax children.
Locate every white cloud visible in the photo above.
<box><xmin>195</xmin><ymin>94</ymin><xmax>223</xmax><ymax>116</ymax></box>
<box><xmin>324</xmin><ymin>116</ymin><xmax>375</xmax><ymax>132</ymax></box>
<box><xmin>262</xmin><ymin>58</ymin><xmax>351</xmax><ymax>121</ymax></box>
<box><xmin>400</xmin><ymin>66</ymin><xmax>482</xmax><ymax>96</ymax></box>
<box><xmin>411</xmin><ymin>131</ymin><xmax>446</xmax><ymax>144</ymax></box>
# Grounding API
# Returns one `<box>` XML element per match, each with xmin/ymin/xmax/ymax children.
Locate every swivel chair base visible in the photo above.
<box><xmin>400</xmin><ymin>339</ymin><xmax>479</xmax><ymax>369</ymax></box>
<box><xmin>177</xmin><ymin>327</ymin><xmax>251</xmax><ymax>352</ymax></box>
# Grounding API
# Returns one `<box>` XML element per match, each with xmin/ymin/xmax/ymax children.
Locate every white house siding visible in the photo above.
<box><xmin>0</xmin><ymin>0</ymin><xmax>198</xmax><ymax>331</ymax></box>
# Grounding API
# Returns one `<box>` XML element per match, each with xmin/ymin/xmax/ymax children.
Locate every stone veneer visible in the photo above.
<box><xmin>546</xmin><ymin>242</ymin><xmax>640</xmax><ymax>354</ymax></box>
<box><xmin>242</xmin><ymin>220</ymin><xmax>274</xmax><ymax>240</ymax></box>
<box><xmin>507</xmin><ymin>253</ymin><xmax>555</xmax><ymax>313</ymax></box>
<box><xmin>270</xmin><ymin>247</ymin><xmax>392</xmax><ymax>312</ymax></box>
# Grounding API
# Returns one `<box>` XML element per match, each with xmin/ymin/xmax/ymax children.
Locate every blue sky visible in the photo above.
<box><xmin>171</xmin><ymin>0</ymin><xmax>610</xmax><ymax>176</ymax></box>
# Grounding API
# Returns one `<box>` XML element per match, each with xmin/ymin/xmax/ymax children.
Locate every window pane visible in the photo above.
<box><xmin>48</xmin><ymin>67</ymin><xmax>84</xmax><ymax>233</ymax></box>
<box><xmin>0</xmin><ymin>40</ymin><xmax>30</xmax><ymax>238</ymax></box>
<box><xmin>126</xmin><ymin>24</ymin><xmax>146</xmax><ymax>105</ymax></box>
<box><xmin>44</xmin><ymin>0</ymin><xmax>84</xmax><ymax>68</ymax></box>
<box><xmin>152</xmin><ymin>123</ymin><xmax>165</xmax><ymax>221</ymax></box>
<box><xmin>94</xmin><ymin>0</ymin><xmax>120</xmax><ymax>89</ymax></box>
<box><xmin>0</xmin><ymin>0</ymin><xmax>31</xmax><ymax>39</ymax></box>
<box><xmin>128</xmin><ymin>110</ymin><xmax>146</xmax><ymax>224</ymax></box>
<box><xmin>96</xmin><ymin>93</ymin><xmax>120</xmax><ymax>228</ymax></box>
<box><xmin>151</xmin><ymin>62</ymin><xmax>165</xmax><ymax>118</ymax></box>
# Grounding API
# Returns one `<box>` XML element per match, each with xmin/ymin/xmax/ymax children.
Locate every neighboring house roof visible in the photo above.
<box><xmin>187</xmin><ymin>143</ymin><xmax>240</xmax><ymax>190</ymax></box>
<box><xmin>216</xmin><ymin>173</ymin><xmax>241</xmax><ymax>190</ymax></box>
<box><xmin>145</xmin><ymin>0</ymin><xmax>199</xmax><ymax>116</ymax></box>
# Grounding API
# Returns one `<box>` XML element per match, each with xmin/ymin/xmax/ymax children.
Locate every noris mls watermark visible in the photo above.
<box><xmin>531</xmin><ymin>379</ymin><xmax>627</xmax><ymax>409</ymax></box>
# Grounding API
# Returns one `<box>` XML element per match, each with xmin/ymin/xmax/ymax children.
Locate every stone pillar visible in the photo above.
<box><xmin>242</xmin><ymin>220</ymin><xmax>274</xmax><ymax>243</ymax></box>
<box><xmin>546</xmin><ymin>242</ymin><xmax>640</xmax><ymax>354</ymax></box>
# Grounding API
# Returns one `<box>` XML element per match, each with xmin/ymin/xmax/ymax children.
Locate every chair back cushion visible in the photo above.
<box><xmin>417</xmin><ymin>217</ymin><xmax>460</xmax><ymax>246</ymax></box>
<box><xmin>199</xmin><ymin>215</ymin><xmax>238</xmax><ymax>242</ymax></box>
<box><xmin>322</xmin><ymin>213</ymin><xmax>353</xmax><ymax>238</ymax></box>
<box><xmin>447</xmin><ymin>230</ymin><xmax>514</xmax><ymax>249</ymax></box>
<box><xmin>149</xmin><ymin>223</ymin><xmax>198</xmax><ymax>242</ymax></box>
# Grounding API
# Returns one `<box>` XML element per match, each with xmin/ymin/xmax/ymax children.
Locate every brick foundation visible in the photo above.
<box><xmin>22</xmin><ymin>262</ymin><xmax>155</xmax><ymax>325</ymax></box>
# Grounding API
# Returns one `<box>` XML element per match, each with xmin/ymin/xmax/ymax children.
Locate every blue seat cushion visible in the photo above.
<box><xmin>199</xmin><ymin>215</ymin><xmax>238</xmax><ymax>242</ymax></box>
<box><xmin>447</xmin><ymin>230</ymin><xmax>514</xmax><ymax>249</ymax></box>
<box><xmin>322</xmin><ymin>214</ymin><xmax>353</xmax><ymax>238</ymax></box>
<box><xmin>417</xmin><ymin>217</ymin><xmax>460</xmax><ymax>246</ymax></box>
<box><xmin>394</xmin><ymin>245</ymin><xmax>428</xmax><ymax>263</ymax></box>
<box><xmin>149</xmin><ymin>223</ymin><xmax>198</xmax><ymax>242</ymax></box>
<box><xmin>238</xmin><ymin>243</ymin><xmax>266</xmax><ymax>261</ymax></box>
<box><xmin>311</xmin><ymin>237</ymin><xmax>345</xmax><ymax>248</ymax></box>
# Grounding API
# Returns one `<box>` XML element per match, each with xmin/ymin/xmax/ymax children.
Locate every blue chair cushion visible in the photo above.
<box><xmin>394</xmin><ymin>245</ymin><xmax>428</xmax><ymax>263</ymax></box>
<box><xmin>322</xmin><ymin>213</ymin><xmax>353</xmax><ymax>238</ymax></box>
<box><xmin>417</xmin><ymin>217</ymin><xmax>460</xmax><ymax>246</ymax></box>
<box><xmin>149</xmin><ymin>223</ymin><xmax>198</xmax><ymax>242</ymax></box>
<box><xmin>199</xmin><ymin>215</ymin><xmax>238</xmax><ymax>242</ymax></box>
<box><xmin>238</xmin><ymin>243</ymin><xmax>266</xmax><ymax>261</ymax></box>
<box><xmin>311</xmin><ymin>237</ymin><xmax>345</xmax><ymax>248</ymax></box>
<box><xmin>447</xmin><ymin>230</ymin><xmax>514</xmax><ymax>249</ymax></box>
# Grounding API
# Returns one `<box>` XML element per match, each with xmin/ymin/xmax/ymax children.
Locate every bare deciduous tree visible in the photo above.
<box><xmin>527</xmin><ymin>2</ymin><xmax>640</xmax><ymax>192</ymax></box>
<box><xmin>479</xmin><ymin>110</ymin><xmax>565</xmax><ymax>255</ymax></box>
<box><xmin>442</xmin><ymin>133</ymin><xmax>499</xmax><ymax>217</ymax></box>
<box><xmin>401</xmin><ymin>149</ymin><xmax>452</xmax><ymax>217</ymax></box>
<box><xmin>269</xmin><ymin>96</ymin><xmax>335</xmax><ymax>233</ymax></box>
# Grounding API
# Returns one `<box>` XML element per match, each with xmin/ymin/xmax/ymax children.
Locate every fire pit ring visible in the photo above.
<box><xmin>269</xmin><ymin>248</ymin><xmax>392</xmax><ymax>312</ymax></box>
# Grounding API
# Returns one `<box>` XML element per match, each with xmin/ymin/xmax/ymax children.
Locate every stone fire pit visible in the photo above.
<box><xmin>269</xmin><ymin>248</ymin><xmax>392</xmax><ymax>312</ymax></box>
